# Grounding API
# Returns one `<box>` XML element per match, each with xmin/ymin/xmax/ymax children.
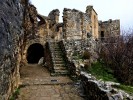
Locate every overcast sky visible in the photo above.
<box><xmin>31</xmin><ymin>0</ymin><xmax>133</xmax><ymax>30</ymax></box>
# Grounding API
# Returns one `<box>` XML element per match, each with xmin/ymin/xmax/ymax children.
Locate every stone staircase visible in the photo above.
<box><xmin>48</xmin><ymin>41</ymin><xmax>69</xmax><ymax>76</ymax></box>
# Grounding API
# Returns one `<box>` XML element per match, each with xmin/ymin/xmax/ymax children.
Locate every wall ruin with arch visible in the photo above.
<box><xmin>0</xmin><ymin>0</ymin><xmax>120</xmax><ymax>99</ymax></box>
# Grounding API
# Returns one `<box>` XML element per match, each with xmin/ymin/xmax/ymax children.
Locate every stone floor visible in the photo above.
<box><xmin>17</xmin><ymin>64</ymin><xmax>84</xmax><ymax>100</ymax></box>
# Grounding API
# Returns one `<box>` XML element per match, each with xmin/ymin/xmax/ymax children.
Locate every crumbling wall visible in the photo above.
<box><xmin>80</xmin><ymin>71</ymin><xmax>133</xmax><ymax>100</ymax></box>
<box><xmin>22</xmin><ymin>3</ymin><xmax>39</xmax><ymax>63</ymax></box>
<box><xmin>99</xmin><ymin>19</ymin><xmax>120</xmax><ymax>40</ymax></box>
<box><xmin>37</xmin><ymin>14</ymin><xmax>49</xmax><ymax>39</ymax></box>
<box><xmin>37</xmin><ymin>9</ymin><xmax>61</xmax><ymax>40</ymax></box>
<box><xmin>0</xmin><ymin>0</ymin><xmax>39</xmax><ymax>99</ymax></box>
<box><xmin>0</xmin><ymin>0</ymin><xmax>24</xmax><ymax>99</ymax></box>
<box><xmin>86</xmin><ymin>6</ymin><xmax>99</xmax><ymax>39</ymax></box>
<box><xmin>48</xmin><ymin>9</ymin><xmax>60</xmax><ymax>38</ymax></box>
<box><xmin>62</xmin><ymin>8</ymin><xmax>98</xmax><ymax>74</ymax></box>
<box><xmin>63</xmin><ymin>8</ymin><xmax>91</xmax><ymax>40</ymax></box>
<box><xmin>23</xmin><ymin>3</ymin><xmax>38</xmax><ymax>37</ymax></box>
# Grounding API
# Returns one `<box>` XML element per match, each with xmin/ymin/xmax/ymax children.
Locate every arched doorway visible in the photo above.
<box><xmin>26</xmin><ymin>43</ymin><xmax>44</xmax><ymax>64</ymax></box>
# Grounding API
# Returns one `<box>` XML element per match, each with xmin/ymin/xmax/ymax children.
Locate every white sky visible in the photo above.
<box><xmin>31</xmin><ymin>0</ymin><xmax>133</xmax><ymax>30</ymax></box>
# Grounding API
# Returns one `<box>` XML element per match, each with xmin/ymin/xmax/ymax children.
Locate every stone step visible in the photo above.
<box><xmin>50</xmin><ymin>48</ymin><xmax>60</xmax><ymax>51</ymax></box>
<box><xmin>53</xmin><ymin>62</ymin><xmax>65</xmax><ymax>65</ymax></box>
<box><xmin>52</xmin><ymin>57</ymin><xmax>63</xmax><ymax>59</ymax></box>
<box><xmin>49</xmin><ymin>45</ymin><xmax>59</xmax><ymax>48</ymax></box>
<box><xmin>53</xmin><ymin>60</ymin><xmax>64</xmax><ymax>63</ymax></box>
<box><xmin>50</xmin><ymin>49</ymin><xmax>61</xmax><ymax>51</ymax></box>
<box><xmin>52</xmin><ymin>58</ymin><xmax>63</xmax><ymax>61</ymax></box>
<box><xmin>51</xmin><ymin>52</ymin><xmax>62</xmax><ymax>54</ymax></box>
<box><xmin>52</xmin><ymin>55</ymin><xmax>63</xmax><ymax>58</ymax></box>
<box><xmin>54</xmin><ymin>69</ymin><xmax>68</xmax><ymax>74</ymax></box>
<box><xmin>52</xmin><ymin>53</ymin><xmax>63</xmax><ymax>57</ymax></box>
<box><xmin>52</xmin><ymin>55</ymin><xmax>63</xmax><ymax>61</ymax></box>
<box><xmin>48</xmin><ymin>42</ymin><xmax>69</xmax><ymax>76</ymax></box>
<box><xmin>53</xmin><ymin>63</ymin><xmax>65</xmax><ymax>67</ymax></box>
<box><xmin>51</xmin><ymin>53</ymin><xmax>62</xmax><ymax>55</ymax></box>
<box><xmin>53</xmin><ymin>66</ymin><xmax>66</xmax><ymax>70</ymax></box>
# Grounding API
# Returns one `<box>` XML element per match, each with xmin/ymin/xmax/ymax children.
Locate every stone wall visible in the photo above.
<box><xmin>48</xmin><ymin>9</ymin><xmax>60</xmax><ymax>38</ymax></box>
<box><xmin>86</xmin><ymin>6</ymin><xmax>99</xmax><ymax>39</ymax></box>
<box><xmin>63</xmin><ymin>8</ymin><xmax>91</xmax><ymax>40</ymax></box>
<box><xmin>61</xmin><ymin>37</ymin><xmax>98</xmax><ymax>76</ymax></box>
<box><xmin>0</xmin><ymin>0</ymin><xmax>40</xmax><ymax>99</ymax></box>
<box><xmin>22</xmin><ymin>3</ymin><xmax>42</xmax><ymax>63</ymax></box>
<box><xmin>0</xmin><ymin>0</ymin><xmax>24</xmax><ymax>99</ymax></box>
<box><xmin>37</xmin><ymin>14</ymin><xmax>49</xmax><ymax>39</ymax></box>
<box><xmin>99</xmin><ymin>19</ymin><xmax>120</xmax><ymax>40</ymax></box>
<box><xmin>23</xmin><ymin>3</ymin><xmax>38</xmax><ymax>38</ymax></box>
<box><xmin>80</xmin><ymin>71</ymin><xmax>133</xmax><ymax>100</ymax></box>
<box><xmin>37</xmin><ymin>9</ymin><xmax>62</xmax><ymax>41</ymax></box>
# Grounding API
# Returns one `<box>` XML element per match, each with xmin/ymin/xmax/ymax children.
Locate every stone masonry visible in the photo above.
<box><xmin>0</xmin><ymin>0</ymin><xmax>121</xmax><ymax>99</ymax></box>
<box><xmin>99</xmin><ymin>19</ymin><xmax>120</xmax><ymax>40</ymax></box>
<box><xmin>0</xmin><ymin>0</ymin><xmax>24</xmax><ymax>99</ymax></box>
<box><xmin>63</xmin><ymin>8</ymin><xmax>91</xmax><ymax>40</ymax></box>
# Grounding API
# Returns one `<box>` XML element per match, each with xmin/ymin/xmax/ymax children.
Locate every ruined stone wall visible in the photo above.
<box><xmin>37</xmin><ymin>9</ymin><xmax>61</xmax><ymax>40</ymax></box>
<box><xmin>22</xmin><ymin>3</ymin><xmax>37</xmax><ymax>39</ymax></box>
<box><xmin>22</xmin><ymin>3</ymin><xmax>40</xmax><ymax>63</ymax></box>
<box><xmin>63</xmin><ymin>8</ymin><xmax>91</xmax><ymax>40</ymax></box>
<box><xmin>54</xmin><ymin>23</ymin><xmax>63</xmax><ymax>40</ymax></box>
<box><xmin>37</xmin><ymin>15</ymin><xmax>49</xmax><ymax>39</ymax></box>
<box><xmin>80</xmin><ymin>71</ymin><xmax>133</xmax><ymax>100</ymax></box>
<box><xmin>86</xmin><ymin>6</ymin><xmax>99</xmax><ymax>39</ymax></box>
<box><xmin>0</xmin><ymin>0</ymin><xmax>40</xmax><ymax>99</ymax></box>
<box><xmin>99</xmin><ymin>19</ymin><xmax>120</xmax><ymax>39</ymax></box>
<box><xmin>48</xmin><ymin>9</ymin><xmax>60</xmax><ymax>38</ymax></box>
<box><xmin>0</xmin><ymin>0</ymin><xmax>24</xmax><ymax>99</ymax></box>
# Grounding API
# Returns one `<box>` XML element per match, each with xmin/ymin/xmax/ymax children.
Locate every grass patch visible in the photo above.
<box><xmin>88</xmin><ymin>62</ymin><xmax>117</xmax><ymax>82</ymax></box>
<box><xmin>112</xmin><ymin>84</ymin><xmax>133</xmax><ymax>95</ymax></box>
<box><xmin>10</xmin><ymin>88</ymin><xmax>20</xmax><ymax>100</ymax></box>
<box><xmin>87</xmin><ymin>61</ymin><xmax>133</xmax><ymax>95</ymax></box>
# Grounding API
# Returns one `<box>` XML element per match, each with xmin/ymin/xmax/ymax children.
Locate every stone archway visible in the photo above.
<box><xmin>26</xmin><ymin>43</ymin><xmax>44</xmax><ymax>64</ymax></box>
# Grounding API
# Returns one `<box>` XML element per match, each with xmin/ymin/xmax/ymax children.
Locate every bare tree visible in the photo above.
<box><xmin>98</xmin><ymin>31</ymin><xmax>133</xmax><ymax>85</ymax></box>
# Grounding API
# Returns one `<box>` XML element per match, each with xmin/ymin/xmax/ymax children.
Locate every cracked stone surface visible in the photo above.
<box><xmin>17</xmin><ymin>64</ymin><xmax>84</xmax><ymax>100</ymax></box>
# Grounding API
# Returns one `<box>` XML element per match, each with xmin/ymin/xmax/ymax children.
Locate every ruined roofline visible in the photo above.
<box><xmin>86</xmin><ymin>5</ymin><xmax>98</xmax><ymax>15</ymax></box>
<box><xmin>63</xmin><ymin>8</ymin><xmax>86</xmax><ymax>14</ymax></box>
<box><xmin>48</xmin><ymin>9</ymin><xmax>60</xmax><ymax>16</ymax></box>
<box><xmin>91</xmin><ymin>6</ymin><xmax>98</xmax><ymax>15</ymax></box>
<box><xmin>64</xmin><ymin>8</ymin><xmax>82</xmax><ymax>12</ymax></box>
<box><xmin>99</xmin><ymin>19</ymin><xmax>120</xmax><ymax>24</ymax></box>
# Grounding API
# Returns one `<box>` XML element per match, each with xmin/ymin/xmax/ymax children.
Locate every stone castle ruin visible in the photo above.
<box><xmin>36</xmin><ymin>5</ymin><xmax>120</xmax><ymax>41</ymax></box>
<box><xmin>0</xmin><ymin>0</ymin><xmax>121</xmax><ymax>99</ymax></box>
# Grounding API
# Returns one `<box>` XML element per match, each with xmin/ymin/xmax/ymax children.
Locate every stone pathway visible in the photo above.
<box><xmin>17</xmin><ymin>64</ymin><xmax>84</xmax><ymax>100</ymax></box>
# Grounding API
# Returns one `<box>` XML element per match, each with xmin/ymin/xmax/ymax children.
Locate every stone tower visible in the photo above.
<box><xmin>86</xmin><ymin>6</ymin><xmax>99</xmax><ymax>39</ymax></box>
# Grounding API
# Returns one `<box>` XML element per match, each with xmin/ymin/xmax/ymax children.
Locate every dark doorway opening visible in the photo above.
<box><xmin>101</xmin><ymin>31</ymin><xmax>104</xmax><ymax>41</ymax></box>
<box><xmin>27</xmin><ymin>43</ymin><xmax>44</xmax><ymax>64</ymax></box>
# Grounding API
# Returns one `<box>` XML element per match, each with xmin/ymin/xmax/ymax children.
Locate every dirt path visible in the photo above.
<box><xmin>17</xmin><ymin>64</ymin><xmax>84</xmax><ymax>100</ymax></box>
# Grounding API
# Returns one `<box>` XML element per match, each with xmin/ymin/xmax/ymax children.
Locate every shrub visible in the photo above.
<box><xmin>82</xmin><ymin>50</ymin><xmax>91</xmax><ymax>59</ymax></box>
<box><xmin>98</xmin><ymin>31</ymin><xmax>133</xmax><ymax>85</ymax></box>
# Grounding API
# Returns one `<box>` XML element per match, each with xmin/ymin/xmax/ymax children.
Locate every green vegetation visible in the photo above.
<box><xmin>87</xmin><ymin>61</ymin><xmax>133</xmax><ymax>95</ymax></box>
<box><xmin>10</xmin><ymin>88</ymin><xmax>20</xmax><ymax>100</ymax></box>
<box><xmin>113</xmin><ymin>84</ymin><xmax>133</xmax><ymax>95</ymax></box>
<box><xmin>88</xmin><ymin>62</ymin><xmax>117</xmax><ymax>82</ymax></box>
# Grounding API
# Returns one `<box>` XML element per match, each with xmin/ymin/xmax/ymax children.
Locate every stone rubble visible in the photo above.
<box><xmin>80</xmin><ymin>71</ymin><xmax>133</xmax><ymax>100</ymax></box>
<box><xmin>0</xmin><ymin>0</ymin><xmax>123</xmax><ymax>99</ymax></box>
